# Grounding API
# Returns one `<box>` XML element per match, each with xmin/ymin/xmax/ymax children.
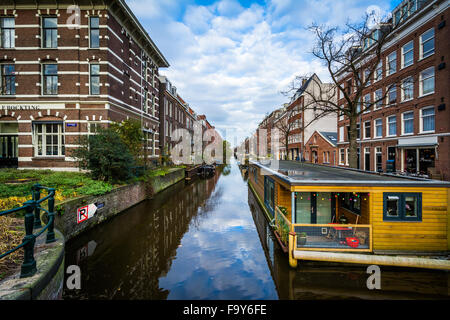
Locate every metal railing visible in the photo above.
<box><xmin>0</xmin><ymin>184</ymin><xmax>57</xmax><ymax>278</ymax></box>
<box><xmin>293</xmin><ymin>224</ymin><xmax>372</xmax><ymax>252</ymax></box>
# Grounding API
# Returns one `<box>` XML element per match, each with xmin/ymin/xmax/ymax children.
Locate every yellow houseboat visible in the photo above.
<box><xmin>247</xmin><ymin>160</ymin><xmax>450</xmax><ymax>270</ymax></box>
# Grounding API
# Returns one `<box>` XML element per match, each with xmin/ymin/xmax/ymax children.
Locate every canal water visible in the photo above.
<box><xmin>64</xmin><ymin>160</ymin><xmax>449</xmax><ymax>300</ymax></box>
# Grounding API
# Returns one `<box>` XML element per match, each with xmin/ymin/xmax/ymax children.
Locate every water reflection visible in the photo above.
<box><xmin>64</xmin><ymin>162</ymin><xmax>277</xmax><ymax>300</ymax></box>
<box><xmin>248</xmin><ymin>188</ymin><xmax>450</xmax><ymax>300</ymax></box>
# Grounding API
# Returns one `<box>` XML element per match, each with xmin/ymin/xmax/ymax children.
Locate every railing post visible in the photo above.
<box><xmin>32</xmin><ymin>183</ymin><xmax>42</xmax><ymax>229</ymax></box>
<box><xmin>288</xmin><ymin>231</ymin><xmax>298</xmax><ymax>268</ymax></box>
<box><xmin>46</xmin><ymin>188</ymin><xmax>56</xmax><ymax>244</ymax></box>
<box><xmin>21</xmin><ymin>200</ymin><xmax>37</xmax><ymax>278</ymax></box>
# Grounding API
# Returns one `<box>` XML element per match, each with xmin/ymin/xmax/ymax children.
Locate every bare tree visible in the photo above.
<box><xmin>287</xmin><ymin>11</ymin><xmax>405</xmax><ymax>168</ymax></box>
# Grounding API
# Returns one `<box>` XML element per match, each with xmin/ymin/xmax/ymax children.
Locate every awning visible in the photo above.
<box><xmin>397</xmin><ymin>136</ymin><xmax>438</xmax><ymax>148</ymax></box>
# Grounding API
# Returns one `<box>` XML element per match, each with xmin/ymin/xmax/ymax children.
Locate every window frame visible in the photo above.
<box><xmin>0</xmin><ymin>64</ymin><xmax>16</xmax><ymax>95</ymax></box>
<box><xmin>0</xmin><ymin>17</ymin><xmax>15</xmax><ymax>48</ymax></box>
<box><xmin>420</xmin><ymin>28</ymin><xmax>434</xmax><ymax>60</ymax></box>
<box><xmin>383</xmin><ymin>192</ymin><xmax>422</xmax><ymax>222</ymax></box>
<box><xmin>386</xmin><ymin>51</ymin><xmax>397</xmax><ymax>76</ymax></box>
<box><xmin>387</xmin><ymin>115</ymin><xmax>397</xmax><ymax>137</ymax></box>
<box><xmin>32</xmin><ymin>122</ymin><xmax>65</xmax><ymax>157</ymax></box>
<box><xmin>374</xmin><ymin>118</ymin><xmax>383</xmax><ymax>138</ymax></box>
<box><xmin>420</xmin><ymin>106</ymin><xmax>435</xmax><ymax>133</ymax></box>
<box><xmin>89</xmin><ymin>16</ymin><xmax>100</xmax><ymax>48</ymax></box>
<box><xmin>401</xmin><ymin>76</ymin><xmax>414</xmax><ymax>102</ymax></box>
<box><xmin>402</xmin><ymin>111</ymin><xmax>414</xmax><ymax>135</ymax></box>
<box><xmin>401</xmin><ymin>40</ymin><xmax>414</xmax><ymax>69</ymax></box>
<box><xmin>42</xmin><ymin>63</ymin><xmax>58</xmax><ymax>95</ymax></box>
<box><xmin>89</xmin><ymin>63</ymin><xmax>100</xmax><ymax>95</ymax></box>
<box><xmin>419</xmin><ymin>67</ymin><xmax>435</xmax><ymax>97</ymax></box>
<box><xmin>42</xmin><ymin>16</ymin><xmax>58</xmax><ymax>49</ymax></box>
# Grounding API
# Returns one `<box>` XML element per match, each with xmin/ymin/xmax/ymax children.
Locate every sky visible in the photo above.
<box><xmin>126</xmin><ymin>0</ymin><xmax>403</xmax><ymax>146</ymax></box>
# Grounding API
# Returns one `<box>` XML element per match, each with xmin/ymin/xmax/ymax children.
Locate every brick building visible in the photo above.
<box><xmin>304</xmin><ymin>131</ymin><xmax>338</xmax><ymax>165</ymax></box>
<box><xmin>158</xmin><ymin>76</ymin><xmax>197</xmax><ymax>158</ymax></box>
<box><xmin>0</xmin><ymin>0</ymin><xmax>169</xmax><ymax>170</ymax></box>
<box><xmin>337</xmin><ymin>0</ymin><xmax>450</xmax><ymax>180</ymax></box>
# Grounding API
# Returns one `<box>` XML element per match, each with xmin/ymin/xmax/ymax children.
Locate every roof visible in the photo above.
<box><xmin>319</xmin><ymin>131</ymin><xmax>338</xmax><ymax>147</ymax></box>
<box><xmin>251</xmin><ymin>160</ymin><xmax>450</xmax><ymax>188</ymax></box>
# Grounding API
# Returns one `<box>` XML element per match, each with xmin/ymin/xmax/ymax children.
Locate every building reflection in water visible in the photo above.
<box><xmin>64</xmin><ymin>167</ymin><xmax>224</xmax><ymax>300</ymax></box>
<box><xmin>248</xmin><ymin>188</ymin><xmax>450</xmax><ymax>300</ymax></box>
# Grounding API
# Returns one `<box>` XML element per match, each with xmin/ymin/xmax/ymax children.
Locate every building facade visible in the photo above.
<box><xmin>304</xmin><ymin>131</ymin><xmax>338</xmax><ymax>165</ymax></box>
<box><xmin>336</xmin><ymin>0</ymin><xmax>450</xmax><ymax>180</ymax></box>
<box><xmin>0</xmin><ymin>0</ymin><xmax>169</xmax><ymax>170</ymax></box>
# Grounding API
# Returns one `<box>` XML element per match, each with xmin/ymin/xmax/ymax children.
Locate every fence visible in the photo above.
<box><xmin>293</xmin><ymin>224</ymin><xmax>372</xmax><ymax>252</ymax></box>
<box><xmin>0</xmin><ymin>184</ymin><xmax>57</xmax><ymax>278</ymax></box>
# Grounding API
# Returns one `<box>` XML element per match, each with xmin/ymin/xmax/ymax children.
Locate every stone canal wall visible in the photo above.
<box><xmin>55</xmin><ymin>168</ymin><xmax>185</xmax><ymax>241</ymax></box>
<box><xmin>0</xmin><ymin>229</ymin><xmax>65</xmax><ymax>300</ymax></box>
<box><xmin>148</xmin><ymin>168</ymin><xmax>186</xmax><ymax>196</ymax></box>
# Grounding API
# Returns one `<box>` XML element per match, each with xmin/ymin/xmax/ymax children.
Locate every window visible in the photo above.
<box><xmin>88</xmin><ymin>122</ymin><xmax>101</xmax><ymax>134</ymax></box>
<box><xmin>420</xmin><ymin>28</ymin><xmax>434</xmax><ymax>59</ymax></box>
<box><xmin>364</xmin><ymin>121</ymin><xmax>371</xmax><ymax>139</ymax></box>
<box><xmin>264</xmin><ymin>176</ymin><xmax>275</xmax><ymax>215</ymax></box>
<box><xmin>0</xmin><ymin>17</ymin><xmax>15</xmax><ymax>48</ymax></box>
<box><xmin>374</xmin><ymin>119</ymin><xmax>382</xmax><ymax>138</ymax></box>
<box><xmin>386</xmin><ymin>51</ymin><xmax>396</xmax><ymax>75</ymax></box>
<box><xmin>42</xmin><ymin>64</ymin><xmax>58</xmax><ymax>95</ymax></box>
<box><xmin>401</xmin><ymin>77</ymin><xmax>414</xmax><ymax>101</ymax></box>
<box><xmin>363</xmin><ymin>93</ymin><xmax>371</xmax><ymax>113</ymax></box>
<box><xmin>374</xmin><ymin>89</ymin><xmax>383</xmax><ymax>109</ymax></box>
<box><xmin>375</xmin><ymin>61</ymin><xmax>382</xmax><ymax>81</ymax></box>
<box><xmin>387</xmin><ymin>115</ymin><xmax>397</xmax><ymax>136</ymax></box>
<box><xmin>402</xmin><ymin>111</ymin><xmax>414</xmax><ymax>135</ymax></box>
<box><xmin>42</xmin><ymin>17</ymin><xmax>57</xmax><ymax>48</ymax></box>
<box><xmin>402</xmin><ymin>41</ymin><xmax>414</xmax><ymax>68</ymax></box>
<box><xmin>419</xmin><ymin>67</ymin><xmax>434</xmax><ymax>96</ymax></box>
<box><xmin>364</xmin><ymin>69</ymin><xmax>371</xmax><ymax>86</ymax></box>
<box><xmin>90</xmin><ymin>64</ymin><xmax>100</xmax><ymax>95</ymax></box>
<box><xmin>89</xmin><ymin>17</ymin><xmax>100</xmax><ymax>48</ymax></box>
<box><xmin>1</xmin><ymin>64</ymin><xmax>15</xmax><ymax>95</ymax></box>
<box><xmin>339</xmin><ymin>126</ymin><xmax>344</xmax><ymax>142</ymax></box>
<box><xmin>387</xmin><ymin>84</ymin><xmax>397</xmax><ymax>105</ymax></box>
<box><xmin>421</xmin><ymin>107</ymin><xmax>435</xmax><ymax>132</ymax></box>
<box><xmin>33</xmin><ymin>122</ymin><xmax>65</xmax><ymax>157</ymax></box>
<box><xmin>339</xmin><ymin>148</ymin><xmax>345</xmax><ymax>165</ymax></box>
<box><xmin>383</xmin><ymin>193</ymin><xmax>422</xmax><ymax>222</ymax></box>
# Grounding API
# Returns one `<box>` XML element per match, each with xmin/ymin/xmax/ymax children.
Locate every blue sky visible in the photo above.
<box><xmin>126</xmin><ymin>0</ymin><xmax>403</xmax><ymax>145</ymax></box>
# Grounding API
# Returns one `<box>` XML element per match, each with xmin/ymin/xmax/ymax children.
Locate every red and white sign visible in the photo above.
<box><xmin>77</xmin><ymin>203</ymin><xmax>98</xmax><ymax>224</ymax></box>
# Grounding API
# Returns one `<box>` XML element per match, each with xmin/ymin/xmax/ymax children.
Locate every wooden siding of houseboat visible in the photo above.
<box><xmin>291</xmin><ymin>185</ymin><xmax>449</xmax><ymax>252</ymax></box>
<box><xmin>276</xmin><ymin>183</ymin><xmax>292</xmax><ymax>220</ymax></box>
<box><xmin>371</xmin><ymin>187</ymin><xmax>448</xmax><ymax>252</ymax></box>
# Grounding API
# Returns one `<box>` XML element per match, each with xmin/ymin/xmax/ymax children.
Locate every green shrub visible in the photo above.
<box><xmin>71</xmin><ymin>127</ymin><xmax>135</xmax><ymax>183</ymax></box>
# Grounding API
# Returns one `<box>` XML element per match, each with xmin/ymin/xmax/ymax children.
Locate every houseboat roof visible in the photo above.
<box><xmin>251</xmin><ymin>160</ymin><xmax>450</xmax><ymax>188</ymax></box>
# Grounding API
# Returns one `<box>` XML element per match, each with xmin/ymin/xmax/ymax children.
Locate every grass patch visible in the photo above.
<box><xmin>0</xmin><ymin>215</ymin><xmax>25</xmax><ymax>281</ymax></box>
<box><xmin>0</xmin><ymin>169</ymin><xmax>116</xmax><ymax>211</ymax></box>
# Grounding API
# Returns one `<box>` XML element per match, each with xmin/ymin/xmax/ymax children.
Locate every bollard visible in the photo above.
<box><xmin>21</xmin><ymin>201</ymin><xmax>37</xmax><ymax>278</ymax></box>
<box><xmin>288</xmin><ymin>232</ymin><xmax>298</xmax><ymax>268</ymax></box>
<box><xmin>46</xmin><ymin>189</ymin><xmax>56</xmax><ymax>244</ymax></box>
<box><xmin>32</xmin><ymin>184</ymin><xmax>42</xmax><ymax>229</ymax></box>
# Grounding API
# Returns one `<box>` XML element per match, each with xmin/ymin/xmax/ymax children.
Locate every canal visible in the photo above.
<box><xmin>63</xmin><ymin>160</ymin><xmax>449</xmax><ymax>300</ymax></box>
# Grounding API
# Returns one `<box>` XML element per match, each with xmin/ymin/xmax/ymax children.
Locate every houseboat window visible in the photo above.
<box><xmin>316</xmin><ymin>192</ymin><xmax>332</xmax><ymax>224</ymax></box>
<box><xmin>383</xmin><ymin>193</ymin><xmax>422</xmax><ymax>221</ymax></box>
<box><xmin>386</xmin><ymin>196</ymin><xmax>399</xmax><ymax>217</ymax></box>
<box><xmin>264</xmin><ymin>177</ymin><xmax>275</xmax><ymax>214</ymax></box>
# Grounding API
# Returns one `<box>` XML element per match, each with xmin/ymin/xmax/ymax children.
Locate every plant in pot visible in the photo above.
<box><xmin>298</xmin><ymin>232</ymin><xmax>307</xmax><ymax>246</ymax></box>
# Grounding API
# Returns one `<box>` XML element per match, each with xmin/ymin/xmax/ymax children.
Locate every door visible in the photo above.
<box><xmin>0</xmin><ymin>135</ymin><xmax>18</xmax><ymax>168</ymax></box>
<box><xmin>295</xmin><ymin>192</ymin><xmax>335</xmax><ymax>224</ymax></box>
<box><xmin>387</xmin><ymin>147</ymin><xmax>396</xmax><ymax>172</ymax></box>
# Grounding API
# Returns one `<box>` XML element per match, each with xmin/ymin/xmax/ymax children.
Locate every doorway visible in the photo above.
<box><xmin>0</xmin><ymin>122</ymin><xmax>18</xmax><ymax>168</ymax></box>
<box><xmin>295</xmin><ymin>192</ymin><xmax>336</xmax><ymax>224</ymax></box>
